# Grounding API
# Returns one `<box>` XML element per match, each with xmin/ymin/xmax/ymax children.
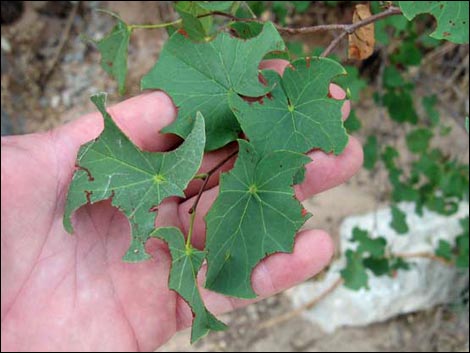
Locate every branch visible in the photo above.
<box><xmin>199</xmin><ymin>7</ymin><xmax>403</xmax><ymax>57</ymax></box>
<box><xmin>394</xmin><ymin>251</ymin><xmax>454</xmax><ymax>266</ymax></box>
<box><xmin>128</xmin><ymin>5</ymin><xmax>402</xmax><ymax>58</ymax></box>
<box><xmin>321</xmin><ymin>6</ymin><xmax>403</xmax><ymax>57</ymax></box>
<box><xmin>289</xmin><ymin>6</ymin><xmax>402</xmax><ymax>35</ymax></box>
<box><xmin>39</xmin><ymin>1</ymin><xmax>80</xmax><ymax>88</ymax></box>
<box><xmin>321</xmin><ymin>31</ymin><xmax>348</xmax><ymax>57</ymax></box>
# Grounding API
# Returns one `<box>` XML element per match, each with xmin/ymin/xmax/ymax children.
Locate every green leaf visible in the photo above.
<box><xmin>439</xmin><ymin>165</ymin><xmax>468</xmax><ymax>198</ymax></box>
<box><xmin>412</xmin><ymin>153</ymin><xmax>441</xmax><ymax>185</ymax></box>
<box><xmin>229</xmin><ymin>58</ymin><xmax>348</xmax><ymax>155</ymax></box>
<box><xmin>286</xmin><ymin>41</ymin><xmax>305</xmax><ymax>59</ymax></box>
<box><xmin>422</xmin><ymin>95</ymin><xmax>440</xmax><ymax>125</ymax></box>
<box><xmin>236</xmin><ymin>1</ymin><xmax>265</xmax><ymax>17</ymax></box>
<box><xmin>466</xmin><ymin>117</ymin><xmax>469</xmax><ymax>133</ymax></box>
<box><xmin>230</xmin><ymin>22</ymin><xmax>264</xmax><ymax>39</ymax></box>
<box><xmin>175</xmin><ymin>1</ymin><xmax>237</xmax><ymax>41</ymax></box>
<box><xmin>96</xmin><ymin>19</ymin><xmax>131</xmax><ymax>95</ymax></box>
<box><xmin>390</xmin><ymin>257</ymin><xmax>411</xmax><ymax>271</ymax></box>
<box><xmin>363</xmin><ymin>256</ymin><xmax>390</xmax><ymax>276</ymax></box>
<box><xmin>205</xmin><ymin>140</ymin><xmax>310</xmax><ymax>298</ymax></box>
<box><xmin>196</xmin><ymin>1</ymin><xmax>235</xmax><ymax>11</ymax></box>
<box><xmin>175</xmin><ymin>2</ymin><xmax>213</xmax><ymax>41</ymax></box>
<box><xmin>141</xmin><ymin>22</ymin><xmax>285</xmax><ymax>151</ymax></box>
<box><xmin>334</xmin><ymin>65</ymin><xmax>367</xmax><ymax>101</ymax></box>
<box><xmin>383</xmin><ymin>90</ymin><xmax>418</xmax><ymax>124</ymax></box>
<box><xmin>293</xmin><ymin>165</ymin><xmax>307</xmax><ymax>185</ymax></box>
<box><xmin>399</xmin><ymin>1</ymin><xmax>469</xmax><ymax>44</ymax></box>
<box><xmin>382</xmin><ymin>146</ymin><xmax>400</xmax><ymax>172</ymax></box>
<box><xmin>292</xmin><ymin>1</ymin><xmax>311</xmax><ymax>13</ymax></box>
<box><xmin>341</xmin><ymin>250</ymin><xmax>369</xmax><ymax>290</ymax></box>
<box><xmin>435</xmin><ymin>239</ymin><xmax>453</xmax><ymax>261</ymax></box>
<box><xmin>351</xmin><ymin>227</ymin><xmax>387</xmax><ymax>257</ymax></box>
<box><xmin>151</xmin><ymin>227</ymin><xmax>226</xmax><ymax>343</ymax></box>
<box><xmin>392</xmin><ymin>182</ymin><xmax>420</xmax><ymax>203</ymax></box>
<box><xmin>456</xmin><ymin>216</ymin><xmax>469</xmax><ymax>268</ymax></box>
<box><xmin>344</xmin><ymin>110</ymin><xmax>362</xmax><ymax>133</ymax></box>
<box><xmin>325</xmin><ymin>1</ymin><xmax>339</xmax><ymax>7</ymax></box>
<box><xmin>390</xmin><ymin>205</ymin><xmax>409</xmax><ymax>234</ymax></box>
<box><xmin>406</xmin><ymin>128</ymin><xmax>433</xmax><ymax>153</ymax></box>
<box><xmin>391</xmin><ymin>37</ymin><xmax>422</xmax><ymax>66</ymax></box>
<box><xmin>363</xmin><ymin>135</ymin><xmax>378</xmax><ymax>171</ymax></box>
<box><xmin>63</xmin><ymin>93</ymin><xmax>206</xmax><ymax>262</ymax></box>
<box><xmin>375</xmin><ymin>13</ymin><xmax>409</xmax><ymax>45</ymax></box>
<box><xmin>383</xmin><ymin>66</ymin><xmax>406</xmax><ymax>89</ymax></box>
<box><xmin>272</xmin><ymin>1</ymin><xmax>289</xmax><ymax>25</ymax></box>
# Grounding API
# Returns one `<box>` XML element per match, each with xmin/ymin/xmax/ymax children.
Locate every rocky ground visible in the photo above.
<box><xmin>1</xmin><ymin>2</ymin><xmax>468</xmax><ymax>352</ymax></box>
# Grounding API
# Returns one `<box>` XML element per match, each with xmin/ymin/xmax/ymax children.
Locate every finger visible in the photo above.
<box><xmin>55</xmin><ymin>91</ymin><xmax>179</xmax><ymax>153</ymax></box>
<box><xmin>175</xmin><ymin>229</ymin><xmax>334</xmax><ymax>329</ymax></box>
<box><xmin>295</xmin><ymin>136</ymin><xmax>363</xmax><ymax>201</ymax></box>
<box><xmin>178</xmin><ymin>136</ymin><xmax>363</xmax><ymax>249</ymax></box>
<box><xmin>329</xmin><ymin>83</ymin><xmax>351</xmax><ymax>120</ymax></box>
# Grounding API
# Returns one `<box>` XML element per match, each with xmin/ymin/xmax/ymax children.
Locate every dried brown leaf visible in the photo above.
<box><xmin>348</xmin><ymin>4</ymin><xmax>375</xmax><ymax>60</ymax></box>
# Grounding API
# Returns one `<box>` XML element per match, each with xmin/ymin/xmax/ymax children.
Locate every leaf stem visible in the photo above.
<box><xmin>185</xmin><ymin>149</ymin><xmax>238</xmax><ymax>248</ymax></box>
<box><xmin>129</xmin><ymin>19</ymin><xmax>182</xmax><ymax>30</ymax></box>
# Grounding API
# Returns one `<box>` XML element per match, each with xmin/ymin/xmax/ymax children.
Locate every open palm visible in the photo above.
<box><xmin>1</xmin><ymin>60</ymin><xmax>363</xmax><ymax>351</ymax></box>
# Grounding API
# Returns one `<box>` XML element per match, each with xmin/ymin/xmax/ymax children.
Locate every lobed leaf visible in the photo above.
<box><xmin>456</xmin><ymin>216</ymin><xmax>469</xmax><ymax>268</ymax></box>
<box><xmin>204</xmin><ymin>140</ymin><xmax>311</xmax><ymax>298</ymax></box>
<box><xmin>341</xmin><ymin>250</ymin><xmax>369</xmax><ymax>290</ymax></box>
<box><xmin>399</xmin><ymin>1</ymin><xmax>469</xmax><ymax>44</ymax></box>
<box><xmin>96</xmin><ymin>19</ymin><xmax>131</xmax><ymax>95</ymax></box>
<box><xmin>151</xmin><ymin>227</ymin><xmax>227</xmax><ymax>343</ymax></box>
<box><xmin>435</xmin><ymin>239</ymin><xmax>453</xmax><ymax>261</ymax></box>
<box><xmin>344</xmin><ymin>110</ymin><xmax>362</xmax><ymax>133</ymax></box>
<box><xmin>390</xmin><ymin>205</ymin><xmax>409</xmax><ymax>234</ymax></box>
<box><xmin>63</xmin><ymin>93</ymin><xmax>206</xmax><ymax>262</ymax></box>
<box><xmin>351</xmin><ymin>227</ymin><xmax>387</xmax><ymax>257</ymax></box>
<box><xmin>141</xmin><ymin>22</ymin><xmax>285</xmax><ymax>151</ymax></box>
<box><xmin>363</xmin><ymin>135</ymin><xmax>378</xmax><ymax>171</ymax></box>
<box><xmin>406</xmin><ymin>128</ymin><xmax>433</xmax><ymax>154</ymax></box>
<box><xmin>229</xmin><ymin>57</ymin><xmax>348</xmax><ymax>155</ymax></box>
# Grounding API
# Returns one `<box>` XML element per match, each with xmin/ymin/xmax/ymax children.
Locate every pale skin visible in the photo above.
<box><xmin>1</xmin><ymin>60</ymin><xmax>363</xmax><ymax>351</ymax></box>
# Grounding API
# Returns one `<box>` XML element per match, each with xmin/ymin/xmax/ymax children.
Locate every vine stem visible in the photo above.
<box><xmin>124</xmin><ymin>5</ymin><xmax>402</xmax><ymax>59</ymax></box>
<box><xmin>129</xmin><ymin>19</ymin><xmax>182</xmax><ymax>30</ymax></box>
<box><xmin>321</xmin><ymin>6</ymin><xmax>403</xmax><ymax>57</ymax></box>
<box><xmin>393</xmin><ymin>252</ymin><xmax>453</xmax><ymax>266</ymax></box>
<box><xmin>185</xmin><ymin>149</ymin><xmax>238</xmax><ymax>248</ymax></box>
<box><xmin>199</xmin><ymin>7</ymin><xmax>402</xmax><ymax>57</ymax></box>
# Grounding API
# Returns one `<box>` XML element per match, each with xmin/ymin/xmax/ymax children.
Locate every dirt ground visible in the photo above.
<box><xmin>1</xmin><ymin>2</ymin><xmax>469</xmax><ymax>352</ymax></box>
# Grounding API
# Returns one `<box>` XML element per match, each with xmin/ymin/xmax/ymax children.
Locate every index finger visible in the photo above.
<box><xmin>56</xmin><ymin>91</ymin><xmax>180</xmax><ymax>153</ymax></box>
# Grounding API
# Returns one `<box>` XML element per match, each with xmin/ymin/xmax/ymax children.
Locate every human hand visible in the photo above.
<box><xmin>1</xmin><ymin>60</ymin><xmax>363</xmax><ymax>351</ymax></box>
